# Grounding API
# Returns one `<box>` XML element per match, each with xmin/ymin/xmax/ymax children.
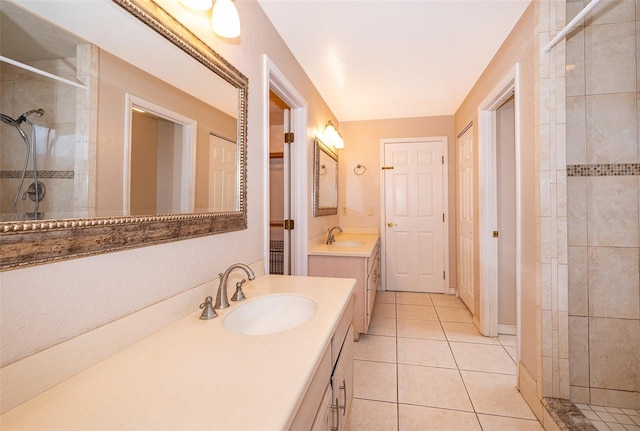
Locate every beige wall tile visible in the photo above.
<box><xmin>570</xmin><ymin>385</ymin><xmax>591</xmax><ymax>404</ymax></box>
<box><xmin>568</xmin><ymin>246</ymin><xmax>589</xmax><ymax>316</ymax></box>
<box><xmin>585</xmin><ymin>0</ymin><xmax>636</xmax><ymax>26</ymax></box>
<box><xmin>567</xmin><ymin>96</ymin><xmax>586</xmax><ymax>164</ymax></box>
<box><xmin>585</xmin><ymin>22</ymin><xmax>636</xmax><ymax>94</ymax></box>
<box><xmin>588</xmin><ymin>246</ymin><xmax>640</xmax><ymax>319</ymax></box>
<box><xmin>566</xmin><ymin>30</ymin><xmax>585</xmax><ymax>97</ymax></box>
<box><xmin>587</xmin><ymin>176</ymin><xmax>639</xmax><ymax>247</ymax></box>
<box><xmin>586</xmin><ymin>93</ymin><xmax>638</xmax><ymax>164</ymax></box>
<box><xmin>590</xmin><ymin>387</ymin><xmax>640</xmax><ymax>410</ymax></box>
<box><xmin>567</xmin><ymin>177</ymin><xmax>588</xmax><ymax>246</ymax></box>
<box><xmin>589</xmin><ymin>317</ymin><xmax>640</xmax><ymax>392</ymax></box>
<box><xmin>569</xmin><ymin>315</ymin><xmax>589</xmax><ymax>386</ymax></box>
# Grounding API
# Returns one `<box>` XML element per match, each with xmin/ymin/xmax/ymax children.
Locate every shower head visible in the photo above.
<box><xmin>0</xmin><ymin>113</ymin><xmax>28</xmax><ymax>141</ymax></box>
<box><xmin>16</xmin><ymin>108</ymin><xmax>44</xmax><ymax>125</ymax></box>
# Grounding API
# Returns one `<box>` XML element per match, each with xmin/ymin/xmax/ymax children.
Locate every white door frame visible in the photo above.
<box><xmin>123</xmin><ymin>93</ymin><xmax>196</xmax><ymax>215</ymax></box>
<box><xmin>477</xmin><ymin>64</ymin><xmax>521</xmax><ymax>346</ymax></box>
<box><xmin>263</xmin><ymin>55</ymin><xmax>309</xmax><ymax>276</ymax></box>
<box><xmin>379</xmin><ymin>136</ymin><xmax>450</xmax><ymax>293</ymax></box>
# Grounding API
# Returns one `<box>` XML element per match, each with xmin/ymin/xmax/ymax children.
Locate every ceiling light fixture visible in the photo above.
<box><xmin>323</xmin><ymin>121</ymin><xmax>344</xmax><ymax>149</ymax></box>
<box><xmin>211</xmin><ymin>0</ymin><xmax>241</xmax><ymax>38</ymax></box>
<box><xmin>178</xmin><ymin>0</ymin><xmax>241</xmax><ymax>38</ymax></box>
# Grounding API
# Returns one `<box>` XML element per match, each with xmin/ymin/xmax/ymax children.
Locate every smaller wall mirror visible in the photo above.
<box><xmin>313</xmin><ymin>138</ymin><xmax>338</xmax><ymax>216</ymax></box>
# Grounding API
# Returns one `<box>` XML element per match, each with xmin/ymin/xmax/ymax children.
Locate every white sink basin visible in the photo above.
<box><xmin>223</xmin><ymin>294</ymin><xmax>317</xmax><ymax>335</ymax></box>
<box><xmin>333</xmin><ymin>240</ymin><xmax>365</xmax><ymax>247</ymax></box>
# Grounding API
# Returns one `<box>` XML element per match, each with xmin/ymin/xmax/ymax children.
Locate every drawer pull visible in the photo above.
<box><xmin>331</xmin><ymin>397</ymin><xmax>340</xmax><ymax>431</ymax></box>
<box><xmin>339</xmin><ymin>379</ymin><xmax>347</xmax><ymax>416</ymax></box>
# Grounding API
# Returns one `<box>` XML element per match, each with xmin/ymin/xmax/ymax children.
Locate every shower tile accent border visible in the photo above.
<box><xmin>0</xmin><ymin>170</ymin><xmax>74</xmax><ymax>179</ymax></box>
<box><xmin>567</xmin><ymin>164</ymin><xmax>640</xmax><ymax>177</ymax></box>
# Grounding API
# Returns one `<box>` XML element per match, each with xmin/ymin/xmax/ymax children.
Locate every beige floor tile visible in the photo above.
<box><xmin>398</xmin><ymin>404</ymin><xmax>481</xmax><ymax>431</ymax></box>
<box><xmin>354</xmin><ymin>334</ymin><xmax>397</xmax><ymax>363</ymax></box>
<box><xmin>477</xmin><ymin>414</ymin><xmax>544</xmax><ymax>430</ymax></box>
<box><xmin>375</xmin><ymin>291</ymin><xmax>396</xmax><ymax>304</ymax></box>
<box><xmin>430</xmin><ymin>294</ymin><xmax>467</xmax><ymax>308</ymax></box>
<box><xmin>441</xmin><ymin>321</ymin><xmax>500</xmax><ymax>344</ymax></box>
<box><xmin>450</xmin><ymin>342</ymin><xmax>517</xmax><ymax>374</ymax></box>
<box><xmin>505</xmin><ymin>345</ymin><xmax>518</xmax><ymax>364</ymax></box>
<box><xmin>353</xmin><ymin>360</ymin><xmax>397</xmax><ymax>402</ymax></box>
<box><xmin>373</xmin><ymin>302</ymin><xmax>396</xmax><ymax>318</ymax></box>
<box><xmin>396</xmin><ymin>304</ymin><xmax>438</xmax><ymax>321</ymax></box>
<box><xmin>398</xmin><ymin>364</ymin><xmax>473</xmax><ymax>412</ymax></box>
<box><xmin>397</xmin><ymin>338</ymin><xmax>457</xmax><ymax>369</ymax></box>
<box><xmin>461</xmin><ymin>370</ymin><xmax>536</xmax><ymax>419</ymax></box>
<box><xmin>436</xmin><ymin>306</ymin><xmax>474</xmax><ymax>323</ymax></box>
<box><xmin>396</xmin><ymin>292</ymin><xmax>433</xmax><ymax>305</ymax></box>
<box><xmin>367</xmin><ymin>316</ymin><xmax>397</xmax><ymax>337</ymax></box>
<box><xmin>397</xmin><ymin>318</ymin><xmax>446</xmax><ymax>340</ymax></box>
<box><xmin>348</xmin><ymin>398</ymin><xmax>398</xmax><ymax>431</ymax></box>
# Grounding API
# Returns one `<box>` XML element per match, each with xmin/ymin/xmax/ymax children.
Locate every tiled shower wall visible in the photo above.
<box><xmin>566</xmin><ymin>0</ymin><xmax>640</xmax><ymax>409</ymax></box>
<box><xmin>0</xmin><ymin>45</ymin><xmax>94</xmax><ymax>221</ymax></box>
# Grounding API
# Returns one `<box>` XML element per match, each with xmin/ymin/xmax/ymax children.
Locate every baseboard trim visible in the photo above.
<box><xmin>498</xmin><ymin>324</ymin><xmax>517</xmax><ymax>335</ymax></box>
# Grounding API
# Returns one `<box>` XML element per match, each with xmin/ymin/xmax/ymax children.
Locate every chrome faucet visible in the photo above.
<box><xmin>326</xmin><ymin>226</ymin><xmax>343</xmax><ymax>244</ymax></box>
<box><xmin>215</xmin><ymin>263</ymin><xmax>256</xmax><ymax>309</ymax></box>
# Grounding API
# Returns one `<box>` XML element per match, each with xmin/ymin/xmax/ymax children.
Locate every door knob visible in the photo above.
<box><xmin>387</xmin><ymin>222</ymin><xmax>396</xmax><ymax>227</ymax></box>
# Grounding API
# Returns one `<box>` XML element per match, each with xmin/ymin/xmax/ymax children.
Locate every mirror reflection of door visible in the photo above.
<box><xmin>208</xmin><ymin>133</ymin><xmax>237</xmax><ymax>212</ymax></box>
<box><xmin>268</xmin><ymin>91</ymin><xmax>291</xmax><ymax>275</ymax></box>
<box><xmin>130</xmin><ymin>110</ymin><xmax>185</xmax><ymax>215</ymax></box>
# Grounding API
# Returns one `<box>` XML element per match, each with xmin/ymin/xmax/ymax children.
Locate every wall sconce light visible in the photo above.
<box><xmin>323</xmin><ymin>120</ymin><xmax>344</xmax><ymax>150</ymax></box>
<box><xmin>179</xmin><ymin>0</ymin><xmax>241</xmax><ymax>38</ymax></box>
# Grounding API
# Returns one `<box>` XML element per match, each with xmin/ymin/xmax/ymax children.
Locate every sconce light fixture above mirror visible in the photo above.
<box><xmin>179</xmin><ymin>0</ymin><xmax>241</xmax><ymax>38</ymax></box>
<box><xmin>313</xmin><ymin>138</ymin><xmax>338</xmax><ymax>217</ymax></box>
<box><xmin>322</xmin><ymin>121</ymin><xmax>344</xmax><ymax>150</ymax></box>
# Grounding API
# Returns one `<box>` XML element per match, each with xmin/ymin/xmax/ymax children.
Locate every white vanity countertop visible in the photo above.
<box><xmin>0</xmin><ymin>275</ymin><xmax>355</xmax><ymax>431</ymax></box>
<box><xmin>308</xmin><ymin>233</ymin><xmax>379</xmax><ymax>258</ymax></box>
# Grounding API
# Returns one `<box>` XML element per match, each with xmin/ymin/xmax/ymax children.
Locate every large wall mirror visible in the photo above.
<box><xmin>313</xmin><ymin>138</ymin><xmax>338</xmax><ymax>217</ymax></box>
<box><xmin>0</xmin><ymin>0</ymin><xmax>248</xmax><ymax>270</ymax></box>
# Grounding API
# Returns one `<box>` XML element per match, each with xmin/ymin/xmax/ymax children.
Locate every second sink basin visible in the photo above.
<box><xmin>332</xmin><ymin>240</ymin><xmax>365</xmax><ymax>247</ymax></box>
<box><xmin>223</xmin><ymin>294</ymin><xmax>317</xmax><ymax>335</ymax></box>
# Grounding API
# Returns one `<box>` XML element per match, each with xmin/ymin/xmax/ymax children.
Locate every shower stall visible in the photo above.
<box><xmin>565</xmin><ymin>0</ymin><xmax>640</xmax><ymax>413</ymax></box>
<box><xmin>0</xmin><ymin>0</ymin><xmax>95</xmax><ymax>222</ymax></box>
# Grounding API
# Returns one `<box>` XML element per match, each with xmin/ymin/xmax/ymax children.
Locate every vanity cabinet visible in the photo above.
<box><xmin>290</xmin><ymin>299</ymin><xmax>353</xmax><ymax>431</ymax></box>
<box><xmin>309</xmin><ymin>239</ymin><xmax>380</xmax><ymax>339</ymax></box>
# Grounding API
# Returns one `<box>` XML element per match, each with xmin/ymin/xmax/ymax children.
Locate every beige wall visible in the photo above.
<box><xmin>130</xmin><ymin>111</ymin><xmax>158</xmax><ymax>215</ymax></box>
<box><xmin>339</xmin><ymin>116</ymin><xmax>455</xmax><ymax>286</ymax></box>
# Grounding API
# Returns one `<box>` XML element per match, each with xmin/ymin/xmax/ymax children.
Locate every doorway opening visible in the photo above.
<box><xmin>123</xmin><ymin>93</ymin><xmax>195</xmax><ymax>216</ymax></box>
<box><xmin>268</xmin><ymin>91</ymin><xmax>290</xmax><ymax>274</ymax></box>
<box><xmin>264</xmin><ymin>55</ymin><xmax>308</xmax><ymax>276</ymax></box>
<box><xmin>477</xmin><ymin>64</ymin><xmax>521</xmax><ymax>354</ymax></box>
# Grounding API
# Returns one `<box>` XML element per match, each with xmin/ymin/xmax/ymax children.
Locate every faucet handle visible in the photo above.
<box><xmin>199</xmin><ymin>296</ymin><xmax>218</xmax><ymax>320</ymax></box>
<box><xmin>231</xmin><ymin>279</ymin><xmax>247</xmax><ymax>302</ymax></box>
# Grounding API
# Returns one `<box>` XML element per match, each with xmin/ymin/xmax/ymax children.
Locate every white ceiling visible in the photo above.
<box><xmin>257</xmin><ymin>0</ymin><xmax>531</xmax><ymax>122</ymax></box>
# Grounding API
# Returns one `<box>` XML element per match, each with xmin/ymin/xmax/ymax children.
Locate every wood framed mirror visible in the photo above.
<box><xmin>0</xmin><ymin>0</ymin><xmax>248</xmax><ymax>270</ymax></box>
<box><xmin>313</xmin><ymin>138</ymin><xmax>338</xmax><ymax>217</ymax></box>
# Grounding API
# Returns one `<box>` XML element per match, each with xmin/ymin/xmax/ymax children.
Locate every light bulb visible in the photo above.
<box><xmin>211</xmin><ymin>0</ymin><xmax>241</xmax><ymax>38</ymax></box>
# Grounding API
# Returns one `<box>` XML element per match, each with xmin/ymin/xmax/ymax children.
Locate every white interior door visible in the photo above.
<box><xmin>209</xmin><ymin>133</ymin><xmax>237</xmax><ymax>212</ymax></box>
<box><xmin>457</xmin><ymin>125</ymin><xmax>474</xmax><ymax>311</ymax></box>
<box><xmin>383</xmin><ymin>139</ymin><xmax>445</xmax><ymax>293</ymax></box>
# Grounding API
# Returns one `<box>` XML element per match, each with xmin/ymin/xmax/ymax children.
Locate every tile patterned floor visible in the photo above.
<box><xmin>348</xmin><ymin>291</ymin><xmax>544</xmax><ymax>431</ymax></box>
<box><xmin>577</xmin><ymin>404</ymin><xmax>640</xmax><ymax>431</ymax></box>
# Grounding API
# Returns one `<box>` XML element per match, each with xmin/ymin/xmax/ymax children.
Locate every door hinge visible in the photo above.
<box><xmin>442</xmin><ymin>213</ymin><xmax>445</xmax><ymax>222</ymax></box>
<box><xmin>442</xmin><ymin>156</ymin><xmax>444</xmax><ymax>164</ymax></box>
<box><xmin>443</xmin><ymin>271</ymin><xmax>446</xmax><ymax>280</ymax></box>
<box><xmin>284</xmin><ymin>219</ymin><xmax>295</xmax><ymax>230</ymax></box>
<box><xmin>284</xmin><ymin>132</ymin><xmax>294</xmax><ymax>144</ymax></box>
<box><xmin>493</xmin><ymin>230</ymin><xmax>499</xmax><ymax>238</ymax></box>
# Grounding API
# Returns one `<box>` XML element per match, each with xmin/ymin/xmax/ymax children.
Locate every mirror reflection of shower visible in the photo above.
<box><xmin>0</xmin><ymin>108</ymin><xmax>46</xmax><ymax>220</ymax></box>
